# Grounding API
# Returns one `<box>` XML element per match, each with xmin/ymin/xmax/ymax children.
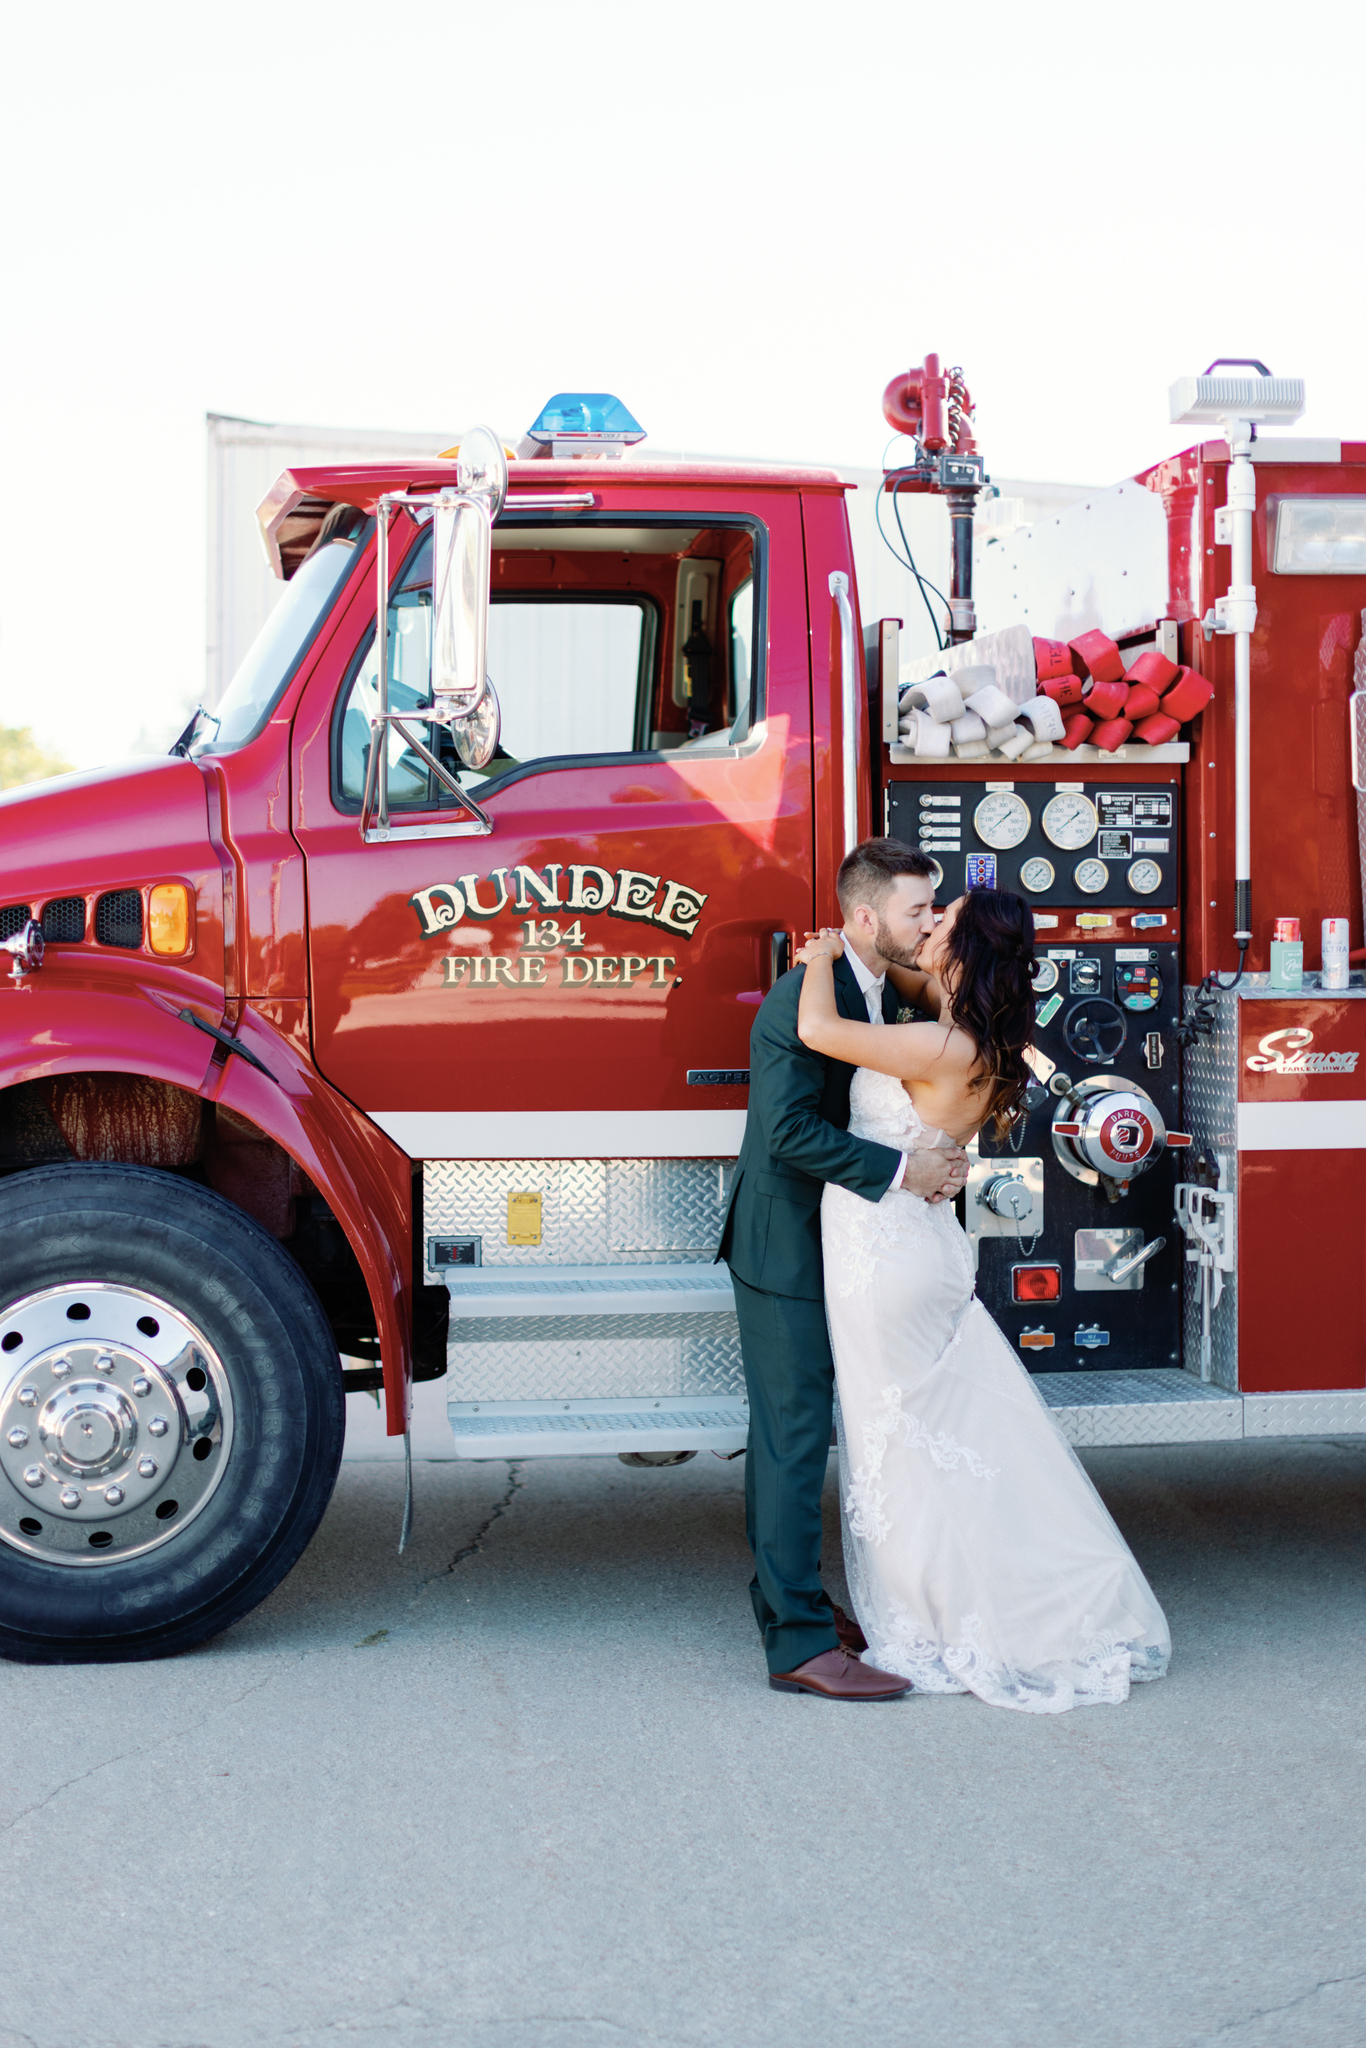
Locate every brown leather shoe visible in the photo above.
<box><xmin>769</xmin><ymin>1648</ymin><xmax>911</xmax><ymax>1700</ymax></box>
<box><xmin>831</xmin><ymin>1603</ymin><xmax>868</xmax><ymax>1655</ymax></box>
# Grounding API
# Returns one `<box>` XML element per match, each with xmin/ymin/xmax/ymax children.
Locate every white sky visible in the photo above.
<box><xmin>1</xmin><ymin>0</ymin><xmax>1362</xmax><ymax>772</ymax></box>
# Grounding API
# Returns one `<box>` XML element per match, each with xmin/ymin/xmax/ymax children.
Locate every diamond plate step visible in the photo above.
<box><xmin>1035</xmin><ymin>1370</ymin><xmax>1366</xmax><ymax>1445</ymax></box>
<box><xmin>447</xmin><ymin>1397</ymin><xmax>749</xmax><ymax>1459</ymax></box>
<box><xmin>442</xmin><ymin>1263</ymin><xmax>734</xmax><ymax>1320</ymax></box>
<box><xmin>1036</xmin><ymin>1368</ymin><xmax>1245</xmax><ymax>1447</ymax></box>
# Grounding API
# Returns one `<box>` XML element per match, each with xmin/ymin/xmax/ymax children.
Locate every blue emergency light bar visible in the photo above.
<box><xmin>526</xmin><ymin>392</ymin><xmax>645</xmax><ymax>452</ymax></box>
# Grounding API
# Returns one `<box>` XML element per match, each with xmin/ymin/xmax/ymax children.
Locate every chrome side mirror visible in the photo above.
<box><xmin>453</xmin><ymin>679</ymin><xmax>502</xmax><ymax>770</ymax></box>
<box><xmin>431</xmin><ymin>427</ymin><xmax>507</xmax><ymax>726</ymax></box>
<box><xmin>361</xmin><ymin>426</ymin><xmax>507</xmax><ymax>842</ymax></box>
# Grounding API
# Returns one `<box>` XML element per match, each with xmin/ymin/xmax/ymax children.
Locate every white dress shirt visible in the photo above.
<box><xmin>842</xmin><ymin>938</ymin><xmax>911</xmax><ymax>1191</ymax></box>
<box><xmin>844</xmin><ymin>941</ymin><xmax>891</xmax><ymax>1024</ymax></box>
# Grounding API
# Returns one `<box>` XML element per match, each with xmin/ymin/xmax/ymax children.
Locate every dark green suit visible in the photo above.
<box><xmin>718</xmin><ymin>954</ymin><xmax>903</xmax><ymax>1673</ymax></box>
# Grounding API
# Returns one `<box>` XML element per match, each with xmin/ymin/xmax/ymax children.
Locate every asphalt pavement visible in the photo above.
<box><xmin>3</xmin><ymin>1380</ymin><xmax>1366</xmax><ymax>2048</ymax></box>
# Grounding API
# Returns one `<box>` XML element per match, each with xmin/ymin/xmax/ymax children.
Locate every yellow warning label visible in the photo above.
<box><xmin>507</xmin><ymin>1191</ymin><xmax>542</xmax><ymax>1246</ymax></box>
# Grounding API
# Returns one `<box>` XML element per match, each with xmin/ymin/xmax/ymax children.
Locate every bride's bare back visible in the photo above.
<box><xmin>795</xmin><ymin>941</ymin><xmax>997</xmax><ymax>1146</ymax></box>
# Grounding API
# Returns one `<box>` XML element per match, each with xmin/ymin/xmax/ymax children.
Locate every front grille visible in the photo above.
<box><xmin>41</xmin><ymin>896</ymin><xmax>85</xmax><ymax>943</ymax></box>
<box><xmin>0</xmin><ymin>904</ymin><xmax>33</xmax><ymax>941</ymax></box>
<box><xmin>94</xmin><ymin>889</ymin><xmax>143</xmax><ymax>948</ymax></box>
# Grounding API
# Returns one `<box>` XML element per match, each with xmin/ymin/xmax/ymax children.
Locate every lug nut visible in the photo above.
<box><xmin>95</xmin><ymin>1354</ymin><xmax>115</xmax><ymax>1373</ymax></box>
<box><xmin>131</xmin><ymin>1377</ymin><xmax>151</xmax><ymax>1398</ymax></box>
<box><xmin>17</xmin><ymin>1387</ymin><xmax>36</xmax><ymax>1407</ymax></box>
<box><xmin>23</xmin><ymin>1465</ymin><xmax>44</xmax><ymax>1487</ymax></box>
<box><xmin>148</xmin><ymin>1416</ymin><xmax>169</xmax><ymax>1438</ymax></box>
<box><xmin>51</xmin><ymin>1357</ymin><xmax>72</xmax><ymax>1378</ymax></box>
<box><xmin>59</xmin><ymin>1487</ymin><xmax>80</xmax><ymax>1509</ymax></box>
<box><xmin>137</xmin><ymin>1457</ymin><xmax>157</xmax><ymax>1479</ymax></box>
<box><xmin>104</xmin><ymin>1486</ymin><xmax>124</xmax><ymax>1506</ymax></box>
<box><xmin>7</xmin><ymin>1427</ymin><xmax>29</xmax><ymax>1449</ymax></box>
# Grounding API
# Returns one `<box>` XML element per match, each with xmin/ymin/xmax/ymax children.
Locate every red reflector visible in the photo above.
<box><xmin>1053</xmin><ymin>1122</ymin><xmax>1082</xmax><ymax>1136</ymax></box>
<box><xmin>1012</xmin><ymin>1265</ymin><xmax>1062</xmax><ymax>1304</ymax></box>
<box><xmin>1166</xmin><ymin>1132</ymin><xmax>1193</xmax><ymax>1147</ymax></box>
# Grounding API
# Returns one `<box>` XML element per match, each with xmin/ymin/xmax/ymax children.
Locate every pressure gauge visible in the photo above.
<box><xmin>973</xmin><ymin>791</ymin><xmax>1031</xmax><ymax>850</ymax></box>
<box><xmin>1032</xmin><ymin>958</ymin><xmax>1059</xmax><ymax>994</ymax></box>
<box><xmin>924</xmin><ymin>857</ymin><xmax>944</xmax><ymax>892</ymax></box>
<box><xmin>1074</xmin><ymin>857</ymin><xmax>1109</xmax><ymax>895</ymax></box>
<box><xmin>1042</xmin><ymin>790</ymin><xmax>1099</xmax><ymax>850</ymax></box>
<box><xmin>1127</xmin><ymin>858</ymin><xmax>1162</xmax><ymax>895</ymax></box>
<box><xmin>1019</xmin><ymin>856</ymin><xmax>1055</xmax><ymax>894</ymax></box>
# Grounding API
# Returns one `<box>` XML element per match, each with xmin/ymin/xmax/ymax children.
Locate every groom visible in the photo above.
<box><xmin>718</xmin><ymin>839</ymin><xmax>968</xmax><ymax>1699</ymax></box>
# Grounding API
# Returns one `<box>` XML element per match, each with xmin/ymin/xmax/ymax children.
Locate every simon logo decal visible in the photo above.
<box><xmin>1245</xmin><ymin>1027</ymin><xmax>1360</xmax><ymax>1075</ymax></box>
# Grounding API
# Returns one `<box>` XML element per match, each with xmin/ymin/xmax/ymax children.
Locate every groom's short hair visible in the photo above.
<box><xmin>837</xmin><ymin>838</ymin><xmax>937</xmax><ymax>917</ymax></box>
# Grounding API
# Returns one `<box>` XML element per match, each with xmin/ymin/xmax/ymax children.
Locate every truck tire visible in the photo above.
<box><xmin>0</xmin><ymin>1162</ymin><xmax>346</xmax><ymax>1662</ymax></box>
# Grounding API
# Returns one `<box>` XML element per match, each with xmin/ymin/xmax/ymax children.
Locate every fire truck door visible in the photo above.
<box><xmin>291</xmin><ymin>502</ymin><xmax>814</xmax><ymax>1157</ymax></box>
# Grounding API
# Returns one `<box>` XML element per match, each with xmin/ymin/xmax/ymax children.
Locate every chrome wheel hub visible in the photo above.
<box><xmin>0</xmin><ymin>1284</ymin><xmax>234</xmax><ymax>1567</ymax></box>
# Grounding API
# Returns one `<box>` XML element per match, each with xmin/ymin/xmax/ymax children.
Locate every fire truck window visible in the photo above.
<box><xmin>198</xmin><ymin>533</ymin><xmax>362</xmax><ymax>755</ymax></box>
<box><xmin>336</xmin><ymin>587</ymin><xmax>439</xmax><ymax>809</ymax></box>
<box><xmin>729</xmin><ymin>578</ymin><xmax>754</xmax><ymax>716</ymax></box>
<box><xmin>485</xmin><ymin>598</ymin><xmax>652</xmax><ymax>763</ymax></box>
<box><xmin>332</xmin><ymin>518</ymin><xmax>761</xmax><ymax>810</ymax></box>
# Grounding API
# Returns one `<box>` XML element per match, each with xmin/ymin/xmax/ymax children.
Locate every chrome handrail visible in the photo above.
<box><xmin>829</xmin><ymin>571</ymin><xmax>860</xmax><ymax>858</ymax></box>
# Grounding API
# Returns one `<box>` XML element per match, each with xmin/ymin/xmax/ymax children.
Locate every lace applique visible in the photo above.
<box><xmin>844</xmin><ymin>1318</ymin><xmax>997</xmax><ymax>1545</ymax></box>
<box><xmin>825</xmin><ymin>1182</ymin><xmax>937</xmax><ymax>1298</ymax></box>
<box><xmin>862</xmin><ymin>1610</ymin><xmax>1168</xmax><ymax>1714</ymax></box>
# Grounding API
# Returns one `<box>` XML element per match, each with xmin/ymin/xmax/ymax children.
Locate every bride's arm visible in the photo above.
<box><xmin>795</xmin><ymin>939</ymin><xmax>961</xmax><ymax>1083</ymax></box>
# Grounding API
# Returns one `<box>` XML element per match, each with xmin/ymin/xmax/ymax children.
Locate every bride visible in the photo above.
<box><xmin>795</xmin><ymin>890</ymin><xmax>1170</xmax><ymax>1713</ymax></box>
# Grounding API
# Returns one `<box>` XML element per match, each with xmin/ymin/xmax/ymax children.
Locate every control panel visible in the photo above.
<box><xmin>886</xmin><ymin>765</ymin><xmax>1184</xmax><ymax>1377</ymax></box>
<box><xmin>885</xmin><ymin>777</ymin><xmax>1179</xmax><ymax>912</ymax></box>
<box><xmin>971</xmin><ymin>940</ymin><xmax>1183</xmax><ymax>1373</ymax></box>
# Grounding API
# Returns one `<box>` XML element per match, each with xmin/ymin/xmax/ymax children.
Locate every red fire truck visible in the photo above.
<box><xmin>1</xmin><ymin>370</ymin><xmax>1363</xmax><ymax>1663</ymax></box>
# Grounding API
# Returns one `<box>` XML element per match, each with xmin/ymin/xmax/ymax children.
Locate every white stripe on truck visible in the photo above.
<box><xmin>1237</xmin><ymin>1099</ymin><xmax>1366</xmax><ymax>1150</ymax></box>
<box><xmin>370</xmin><ymin>1109</ymin><xmax>749</xmax><ymax>1159</ymax></box>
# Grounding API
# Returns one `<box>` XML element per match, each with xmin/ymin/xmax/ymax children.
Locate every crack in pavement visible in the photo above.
<box><xmin>404</xmin><ymin>1461</ymin><xmax>526</xmax><ymax>1609</ymax></box>
<box><xmin>284</xmin><ymin>2007</ymin><xmax>695</xmax><ymax>2046</ymax></box>
<box><xmin>1214</xmin><ymin>1963</ymin><xmax>1366</xmax><ymax>2034</ymax></box>
<box><xmin>0</xmin><ymin>1672</ymin><xmax>276</xmax><ymax>1836</ymax></box>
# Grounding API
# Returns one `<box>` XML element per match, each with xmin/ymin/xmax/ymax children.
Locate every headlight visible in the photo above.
<box><xmin>1272</xmin><ymin>497</ymin><xmax>1366</xmax><ymax>575</ymax></box>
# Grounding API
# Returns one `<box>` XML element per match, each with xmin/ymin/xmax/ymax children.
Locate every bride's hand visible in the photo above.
<box><xmin>795</xmin><ymin>929</ymin><xmax>844</xmax><ymax>966</ymax></box>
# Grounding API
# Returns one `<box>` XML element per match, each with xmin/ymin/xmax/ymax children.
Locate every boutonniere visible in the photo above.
<box><xmin>896</xmin><ymin>1006</ymin><xmax>917</xmax><ymax>1024</ymax></box>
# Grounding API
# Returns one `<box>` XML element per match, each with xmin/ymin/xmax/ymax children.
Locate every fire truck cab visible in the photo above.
<box><xmin>1</xmin><ymin>373</ymin><xmax>1364</xmax><ymax>1662</ymax></box>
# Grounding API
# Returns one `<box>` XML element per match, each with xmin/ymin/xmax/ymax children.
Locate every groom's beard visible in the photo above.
<box><xmin>873</xmin><ymin>918</ymin><xmax>923</xmax><ymax>970</ymax></box>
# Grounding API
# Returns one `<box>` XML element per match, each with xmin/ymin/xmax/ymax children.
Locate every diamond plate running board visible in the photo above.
<box><xmin>442</xmin><ymin>1263</ymin><xmax>735</xmax><ymax>1320</ymax></box>
<box><xmin>447</xmin><ymin>1397</ymin><xmax>749</xmax><ymax>1459</ymax></box>
<box><xmin>1034</xmin><ymin>1369</ymin><xmax>1366</xmax><ymax>1446</ymax></box>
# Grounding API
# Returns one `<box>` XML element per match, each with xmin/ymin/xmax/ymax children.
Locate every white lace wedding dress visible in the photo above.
<box><xmin>823</xmin><ymin>1068</ymin><xmax>1171</xmax><ymax>1713</ymax></box>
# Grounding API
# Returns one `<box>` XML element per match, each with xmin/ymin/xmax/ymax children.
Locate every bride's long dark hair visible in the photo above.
<box><xmin>939</xmin><ymin>888</ymin><xmax>1036</xmax><ymax>1137</ymax></box>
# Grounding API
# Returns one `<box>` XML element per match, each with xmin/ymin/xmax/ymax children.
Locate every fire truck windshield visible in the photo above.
<box><xmin>195</xmin><ymin>522</ymin><xmax>365</xmax><ymax>755</ymax></box>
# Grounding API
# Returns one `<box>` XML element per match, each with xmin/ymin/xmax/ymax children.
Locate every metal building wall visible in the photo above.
<box><xmin>205</xmin><ymin>413</ymin><xmax>460</xmax><ymax>709</ymax></box>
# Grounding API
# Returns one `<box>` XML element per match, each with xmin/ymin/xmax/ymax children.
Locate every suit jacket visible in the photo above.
<box><xmin>717</xmin><ymin>953</ymin><xmax>903</xmax><ymax>1300</ymax></box>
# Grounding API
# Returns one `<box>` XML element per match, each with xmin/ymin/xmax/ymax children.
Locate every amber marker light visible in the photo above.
<box><xmin>148</xmin><ymin>883</ymin><xmax>192</xmax><ymax>955</ymax></box>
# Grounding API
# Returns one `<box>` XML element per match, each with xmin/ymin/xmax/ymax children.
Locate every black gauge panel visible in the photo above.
<box><xmin>885</xmin><ymin>778</ymin><xmax>1179</xmax><ymax>910</ymax></box>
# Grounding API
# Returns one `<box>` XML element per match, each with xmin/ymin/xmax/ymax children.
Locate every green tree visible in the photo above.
<box><xmin>0</xmin><ymin>726</ymin><xmax>73</xmax><ymax>791</ymax></box>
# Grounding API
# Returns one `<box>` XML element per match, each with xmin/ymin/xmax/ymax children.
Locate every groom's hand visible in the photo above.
<box><xmin>901</xmin><ymin>1144</ymin><xmax>969</xmax><ymax>1205</ymax></box>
